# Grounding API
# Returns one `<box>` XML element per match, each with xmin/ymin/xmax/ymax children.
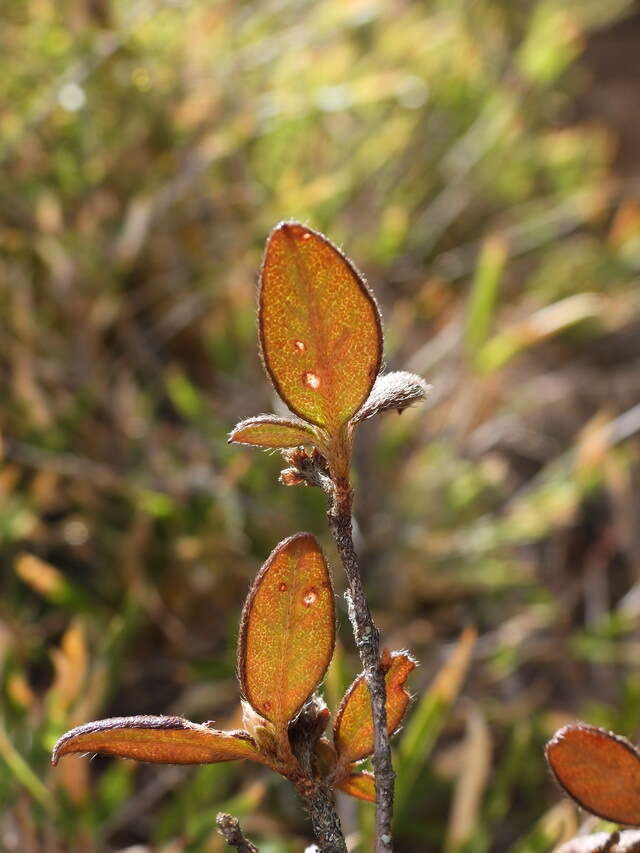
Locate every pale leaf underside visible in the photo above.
<box><xmin>557</xmin><ymin>832</ymin><xmax>640</xmax><ymax>853</ymax></box>
<box><xmin>352</xmin><ymin>371</ymin><xmax>431</xmax><ymax>424</ymax></box>
<box><xmin>229</xmin><ymin>415</ymin><xmax>320</xmax><ymax>449</ymax></box>
<box><xmin>52</xmin><ymin>715</ymin><xmax>263</xmax><ymax>766</ymax></box>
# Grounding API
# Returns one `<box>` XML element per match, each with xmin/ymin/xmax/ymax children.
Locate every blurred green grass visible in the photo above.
<box><xmin>2</xmin><ymin>0</ymin><xmax>640</xmax><ymax>850</ymax></box>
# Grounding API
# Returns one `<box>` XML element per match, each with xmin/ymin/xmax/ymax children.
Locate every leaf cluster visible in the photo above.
<box><xmin>53</xmin><ymin>534</ymin><xmax>415</xmax><ymax>806</ymax></box>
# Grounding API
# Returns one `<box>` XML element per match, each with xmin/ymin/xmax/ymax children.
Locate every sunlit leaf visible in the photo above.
<box><xmin>337</xmin><ymin>770</ymin><xmax>376</xmax><ymax>802</ymax></box>
<box><xmin>229</xmin><ymin>415</ymin><xmax>320</xmax><ymax>449</ymax></box>
<box><xmin>52</xmin><ymin>716</ymin><xmax>264</xmax><ymax>766</ymax></box>
<box><xmin>259</xmin><ymin>222</ymin><xmax>382</xmax><ymax>433</ymax></box>
<box><xmin>351</xmin><ymin>371</ymin><xmax>430</xmax><ymax>424</ymax></box>
<box><xmin>238</xmin><ymin>533</ymin><xmax>335</xmax><ymax>729</ymax></box>
<box><xmin>546</xmin><ymin>724</ymin><xmax>640</xmax><ymax>825</ymax></box>
<box><xmin>334</xmin><ymin>651</ymin><xmax>416</xmax><ymax>764</ymax></box>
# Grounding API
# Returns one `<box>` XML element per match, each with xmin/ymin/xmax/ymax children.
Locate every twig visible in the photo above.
<box><xmin>289</xmin><ymin>697</ymin><xmax>348</xmax><ymax>853</ymax></box>
<box><xmin>307</xmin><ymin>783</ymin><xmax>349</xmax><ymax>853</ymax></box>
<box><xmin>326</xmin><ymin>480</ymin><xmax>394</xmax><ymax>853</ymax></box>
<box><xmin>291</xmin><ymin>450</ymin><xmax>394</xmax><ymax>851</ymax></box>
<box><xmin>216</xmin><ymin>813</ymin><xmax>259</xmax><ymax>853</ymax></box>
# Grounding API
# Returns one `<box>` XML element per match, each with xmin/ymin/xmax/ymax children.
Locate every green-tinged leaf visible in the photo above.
<box><xmin>0</xmin><ymin>724</ymin><xmax>51</xmax><ymax>809</ymax></box>
<box><xmin>465</xmin><ymin>233</ymin><xmax>507</xmax><ymax>356</ymax></box>
<box><xmin>238</xmin><ymin>533</ymin><xmax>335</xmax><ymax>729</ymax></box>
<box><xmin>510</xmin><ymin>801</ymin><xmax>581</xmax><ymax>853</ymax></box>
<box><xmin>228</xmin><ymin>415</ymin><xmax>320</xmax><ymax>449</ymax></box>
<box><xmin>337</xmin><ymin>770</ymin><xmax>376</xmax><ymax>803</ymax></box>
<box><xmin>14</xmin><ymin>553</ymin><xmax>88</xmax><ymax>610</ymax></box>
<box><xmin>546</xmin><ymin>724</ymin><xmax>640</xmax><ymax>825</ymax></box>
<box><xmin>476</xmin><ymin>293</ymin><xmax>601</xmax><ymax>373</ymax></box>
<box><xmin>334</xmin><ymin>651</ymin><xmax>416</xmax><ymax>765</ymax></box>
<box><xmin>51</xmin><ymin>716</ymin><xmax>264</xmax><ymax>766</ymax></box>
<box><xmin>396</xmin><ymin>627</ymin><xmax>476</xmax><ymax>816</ymax></box>
<box><xmin>259</xmin><ymin>222</ymin><xmax>382</xmax><ymax>433</ymax></box>
<box><xmin>352</xmin><ymin>371</ymin><xmax>431</xmax><ymax>424</ymax></box>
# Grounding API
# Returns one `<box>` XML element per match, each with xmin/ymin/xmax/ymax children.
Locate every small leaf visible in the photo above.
<box><xmin>238</xmin><ymin>533</ymin><xmax>335</xmax><ymax>729</ymax></box>
<box><xmin>546</xmin><ymin>724</ymin><xmax>640</xmax><ymax>825</ymax></box>
<box><xmin>52</xmin><ymin>716</ymin><xmax>263</xmax><ymax>766</ymax></box>
<box><xmin>259</xmin><ymin>222</ymin><xmax>382</xmax><ymax>433</ymax></box>
<box><xmin>229</xmin><ymin>415</ymin><xmax>319</xmax><ymax>449</ymax></box>
<box><xmin>337</xmin><ymin>770</ymin><xmax>376</xmax><ymax>803</ymax></box>
<box><xmin>334</xmin><ymin>651</ymin><xmax>416</xmax><ymax>765</ymax></box>
<box><xmin>352</xmin><ymin>372</ymin><xmax>431</xmax><ymax>424</ymax></box>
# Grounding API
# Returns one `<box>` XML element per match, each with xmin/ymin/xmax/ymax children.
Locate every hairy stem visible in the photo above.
<box><xmin>290</xmin><ymin>698</ymin><xmax>348</xmax><ymax>853</ymax></box>
<box><xmin>306</xmin><ymin>782</ymin><xmax>348</xmax><ymax>853</ymax></box>
<box><xmin>216</xmin><ymin>813</ymin><xmax>259</xmax><ymax>852</ymax></box>
<box><xmin>327</xmin><ymin>479</ymin><xmax>394</xmax><ymax>853</ymax></box>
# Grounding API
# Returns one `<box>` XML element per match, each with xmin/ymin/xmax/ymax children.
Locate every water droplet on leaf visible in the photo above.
<box><xmin>293</xmin><ymin>340</ymin><xmax>305</xmax><ymax>352</ymax></box>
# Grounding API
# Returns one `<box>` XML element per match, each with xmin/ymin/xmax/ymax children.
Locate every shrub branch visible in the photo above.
<box><xmin>327</xmin><ymin>480</ymin><xmax>394</xmax><ymax>853</ymax></box>
<box><xmin>216</xmin><ymin>812</ymin><xmax>259</xmax><ymax>853</ymax></box>
<box><xmin>290</xmin><ymin>449</ymin><xmax>395</xmax><ymax>851</ymax></box>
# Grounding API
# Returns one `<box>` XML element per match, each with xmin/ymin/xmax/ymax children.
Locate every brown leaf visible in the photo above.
<box><xmin>238</xmin><ymin>533</ymin><xmax>335</xmax><ymax>730</ymax></box>
<box><xmin>351</xmin><ymin>371</ymin><xmax>431</xmax><ymax>424</ymax></box>
<box><xmin>334</xmin><ymin>651</ymin><xmax>416</xmax><ymax>765</ymax></box>
<box><xmin>228</xmin><ymin>415</ymin><xmax>319</xmax><ymax>449</ymax></box>
<box><xmin>337</xmin><ymin>770</ymin><xmax>376</xmax><ymax>802</ymax></box>
<box><xmin>52</xmin><ymin>716</ymin><xmax>264</xmax><ymax>766</ymax></box>
<box><xmin>546</xmin><ymin>724</ymin><xmax>640</xmax><ymax>825</ymax></box>
<box><xmin>259</xmin><ymin>222</ymin><xmax>382</xmax><ymax>433</ymax></box>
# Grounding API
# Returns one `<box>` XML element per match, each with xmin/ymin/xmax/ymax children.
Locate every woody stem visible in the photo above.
<box><xmin>216</xmin><ymin>813</ymin><xmax>259</xmax><ymax>853</ymax></box>
<box><xmin>326</xmin><ymin>478</ymin><xmax>394</xmax><ymax>853</ymax></box>
<box><xmin>307</xmin><ymin>783</ymin><xmax>348</xmax><ymax>853</ymax></box>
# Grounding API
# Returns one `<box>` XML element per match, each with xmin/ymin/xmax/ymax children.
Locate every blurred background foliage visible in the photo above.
<box><xmin>2</xmin><ymin>0</ymin><xmax>640</xmax><ymax>850</ymax></box>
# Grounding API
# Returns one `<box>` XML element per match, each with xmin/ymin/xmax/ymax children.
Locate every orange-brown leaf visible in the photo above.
<box><xmin>52</xmin><ymin>716</ymin><xmax>263</xmax><ymax>766</ymax></box>
<box><xmin>546</xmin><ymin>724</ymin><xmax>640</xmax><ymax>825</ymax></box>
<box><xmin>334</xmin><ymin>652</ymin><xmax>416</xmax><ymax>764</ymax></box>
<box><xmin>259</xmin><ymin>222</ymin><xmax>382</xmax><ymax>433</ymax></box>
<box><xmin>238</xmin><ymin>533</ymin><xmax>335</xmax><ymax>729</ymax></box>
<box><xmin>337</xmin><ymin>770</ymin><xmax>376</xmax><ymax>803</ymax></box>
<box><xmin>229</xmin><ymin>415</ymin><xmax>319</xmax><ymax>449</ymax></box>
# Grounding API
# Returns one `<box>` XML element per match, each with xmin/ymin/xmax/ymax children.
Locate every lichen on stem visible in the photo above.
<box><xmin>326</xmin><ymin>481</ymin><xmax>395</xmax><ymax>853</ymax></box>
<box><xmin>288</xmin><ymin>446</ymin><xmax>396</xmax><ymax>852</ymax></box>
<box><xmin>216</xmin><ymin>812</ymin><xmax>259</xmax><ymax>853</ymax></box>
<box><xmin>306</xmin><ymin>782</ymin><xmax>348</xmax><ymax>853</ymax></box>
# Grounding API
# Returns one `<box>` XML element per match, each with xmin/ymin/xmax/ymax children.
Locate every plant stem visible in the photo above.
<box><xmin>216</xmin><ymin>813</ymin><xmax>259</xmax><ymax>853</ymax></box>
<box><xmin>326</xmin><ymin>479</ymin><xmax>394</xmax><ymax>853</ymax></box>
<box><xmin>290</xmin><ymin>697</ymin><xmax>348</xmax><ymax>853</ymax></box>
<box><xmin>307</xmin><ymin>782</ymin><xmax>348</xmax><ymax>853</ymax></box>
